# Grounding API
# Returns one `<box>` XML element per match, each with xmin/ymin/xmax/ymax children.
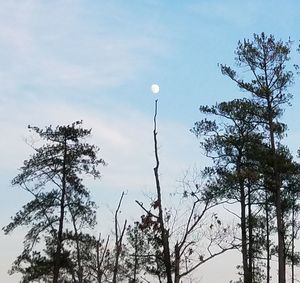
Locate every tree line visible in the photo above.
<box><xmin>3</xmin><ymin>33</ymin><xmax>300</xmax><ymax>283</ymax></box>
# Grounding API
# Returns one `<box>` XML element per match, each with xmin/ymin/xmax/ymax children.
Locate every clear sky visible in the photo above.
<box><xmin>1</xmin><ymin>1</ymin><xmax>300</xmax><ymax>282</ymax></box>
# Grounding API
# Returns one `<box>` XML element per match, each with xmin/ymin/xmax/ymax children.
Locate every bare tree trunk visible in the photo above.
<box><xmin>174</xmin><ymin>243</ymin><xmax>180</xmax><ymax>283</ymax></box>
<box><xmin>70</xmin><ymin>212</ymin><xmax>83</xmax><ymax>283</ymax></box>
<box><xmin>236</xmin><ymin>156</ymin><xmax>250</xmax><ymax>283</ymax></box>
<box><xmin>276</xmin><ymin>189</ymin><xmax>285</xmax><ymax>283</ymax></box>
<box><xmin>265</xmin><ymin>189</ymin><xmax>271</xmax><ymax>283</ymax></box>
<box><xmin>248</xmin><ymin>185</ymin><xmax>253</xmax><ymax>283</ymax></box>
<box><xmin>291</xmin><ymin>185</ymin><xmax>297</xmax><ymax>283</ymax></box>
<box><xmin>112</xmin><ymin>192</ymin><xmax>127</xmax><ymax>283</ymax></box>
<box><xmin>133</xmin><ymin>229</ymin><xmax>138</xmax><ymax>283</ymax></box>
<box><xmin>292</xmin><ymin>199</ymin><xmax>295</xmax><ymax>283</ymax></box>
<box><xmin>53</xmin><ymin>137</ymin><xmax>67</xmax><ymax>283</ymax></box>
<box><xmin>153</xmin><ymin>99</ymin><xmax>173</xmax><ymax>283</ymax></box>
<box><xmin>96</xmin><ymin>235</ymin><xmax>110</xmax><ymax>283</ymax></box>
<box><xmin>267</xmin><ymin>98</ymin><xmax>285</xmax><ymax>283</ymax></box>
<box><xmin>239</xmin><ymin>175</ymin><xmax>250</xmax><ymax>283</ymax></box>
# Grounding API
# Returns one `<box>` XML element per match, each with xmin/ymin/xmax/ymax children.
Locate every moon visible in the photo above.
<box><xmin>151</xmin><ymin>84</ymin><xmax>160</xmax><ymax>94</ymax></box>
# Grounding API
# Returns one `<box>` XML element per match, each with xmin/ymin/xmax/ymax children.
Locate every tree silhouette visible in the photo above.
<box><xmin>3</xmin><ymin>121</ymin><xmax>105</xmax><ymax>283</ymax></box>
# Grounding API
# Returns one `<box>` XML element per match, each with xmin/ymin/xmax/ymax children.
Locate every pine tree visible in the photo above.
<box><xmin>3</xmin><ymin>121</ymin><xmax>105</xmax><ymax>283</ymax></box>
<box><xmin>220</xmin><ymin>33</ymin><xmax>295</xmax><ymax>283</ymax></box>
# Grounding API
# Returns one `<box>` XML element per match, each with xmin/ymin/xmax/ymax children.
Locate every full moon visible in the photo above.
<box><xmin>151</xmin><ymin>84</ymin><xmax>160</xmax><ymax>94</ymax></box>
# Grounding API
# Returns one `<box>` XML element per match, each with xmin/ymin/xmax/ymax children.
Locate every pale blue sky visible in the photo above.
<box><xmin>1</xmin><ymin>1</ymin><xmax>300</xmax><ymax>282</ymax></box>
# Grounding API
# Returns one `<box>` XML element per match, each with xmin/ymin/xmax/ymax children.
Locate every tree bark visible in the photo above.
<box><xmin>238</xmin><ymin>161</ymin><xmax>250</xmax><ymax>283</ymax></box>
<box><xmin>276</xmin><ymin>188</ymin><xmax>286</xmax><ymax>283</ymax></box>
<box><xmin>112</xmin><ymin>192</ymin><xmax>127</xmax><ymax>283</ymax></box>
<box><xmin>265</xmin><ymin>189</ymin><xmax>271</xmax><ymax>283</ymax></box>
<box><xmin>153</xmin><ymin>99</ymin><xmax>173</xmax><ymax>283</ymax></box>
<box><xmin>267</xmin><ymin>98</ymin><xmax>285</xmax><ymax>283</ymax></box>
<box><xmin>53</xmin><ymin>137</ymin><xmax>67</xmax><ymax>283</ymax></box>
<box><xmin>248</xmin><ymin>185</ymin><xmax>253</xmax><ymax>283</ymax></box>
<box><xmin>174</xmin><ymin>243</ymin><xmax>180</xmax><ymax>283</ymax></box>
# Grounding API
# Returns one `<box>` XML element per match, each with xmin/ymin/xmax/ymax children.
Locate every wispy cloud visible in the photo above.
<box><xmin>0</xmin><ymin>94</ymin><xmax>200</xmax><ymax>192</ymax></box>
<box><xmin>0</xmin><ymin>0</ymin><xmax>180</xmax><ymax>205</ymax></box>
<box><xmin>0</xmin><ymin>1</ymin><xmax>168</xmax><ymax>96</ymax></box>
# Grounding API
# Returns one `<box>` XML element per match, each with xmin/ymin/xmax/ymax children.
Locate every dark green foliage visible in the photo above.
<box><xmin>3</xmin><ymin>121</ymin><xmax>105</xmax><ymax>282</ymax></box>
<box><xmin>193</xmin><ymin>33</ymin><xmax>300</xmax><ymax>283</ymax></box>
